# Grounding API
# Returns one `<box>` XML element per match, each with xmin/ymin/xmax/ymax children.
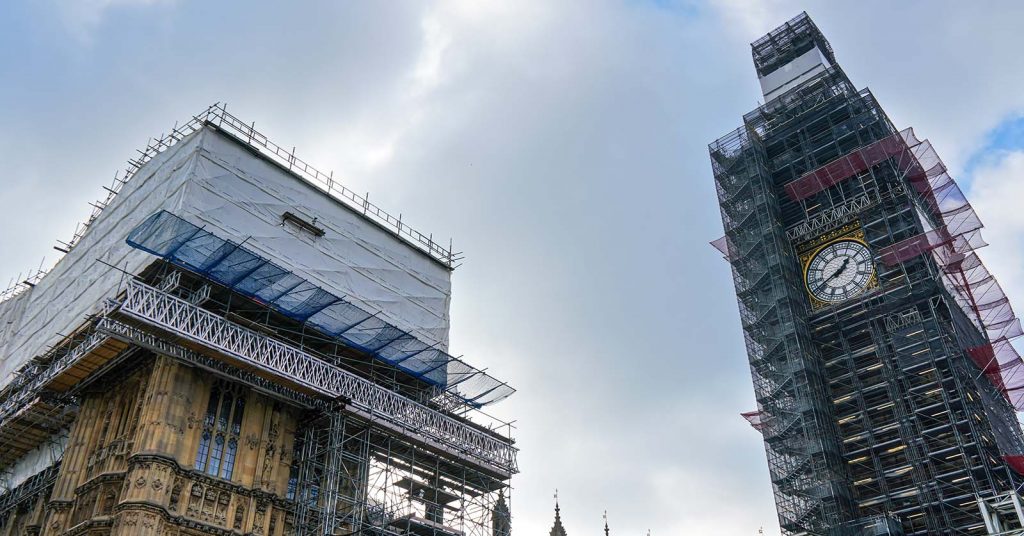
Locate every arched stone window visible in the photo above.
<box><xmin>194</xmin><ymin>381</ymin><xmax>246</xmax><ymax>480</ymax></box>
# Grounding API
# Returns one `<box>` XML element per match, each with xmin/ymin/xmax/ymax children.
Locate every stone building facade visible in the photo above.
<box><xmin>0</xmin><ymin>105</ymin><xmax>516</xmax><ymax>536</ymax></box>
<box><xmin>3</xmin><ymin>354</ymin><xmax>303</xmax><ymax>536</ymax></box>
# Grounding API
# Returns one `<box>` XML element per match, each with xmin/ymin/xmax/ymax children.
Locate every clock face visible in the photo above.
<box><xmin>804</xmin><ymin>240</ymin><xmax>875</xmax><ymax>304</ymax></box>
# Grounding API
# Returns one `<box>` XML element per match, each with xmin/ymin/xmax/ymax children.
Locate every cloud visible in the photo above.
<box><xmin>968</xmin><ymin>150</ymin><xmax>1024</xmax><ymax>316</ymax></box>
<box><xmin>52</xmin><ymin>0</ymin><xmax>176</xmax><ymax>42</ymax></box>
<box><xmin>708</xmin><ymin>0</ymin><xmax>780</xmax><ymax>38</ymax></box>
<box><xmin>4</xmin><ymin>2</ymin><xmax>1024</xmax><ymax>535</ymax></box>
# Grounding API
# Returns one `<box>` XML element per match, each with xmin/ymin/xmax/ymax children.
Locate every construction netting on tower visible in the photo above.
<box><xmin>740</xmin><ymin>409</ymin><xmax>769</xmax><ymax>432</ymax></box>
<box><xmin>874</xmin><ymin>130</ymin><xmax>1024</xmax><ymax>413</ymax></box>
<box><xmin>778</xmin><ymin>126</ymin><xmax>1024</xmax><ymax>470</ymax></box>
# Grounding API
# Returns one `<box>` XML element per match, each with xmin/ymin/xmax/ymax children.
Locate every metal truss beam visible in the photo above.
<box><xmin>116</xmin><ymin>280</ymin><xmax>517</xmax><ymax>475</ymax></box>
<box><xmin>0</xmin><ymin>331</ymin><xmax>105</xmax><ymax>434</ymax></box>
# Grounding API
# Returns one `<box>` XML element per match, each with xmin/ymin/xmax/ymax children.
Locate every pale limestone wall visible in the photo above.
<box><xmin>35</xmin><ymin>355</ymin><xmax>301</xmax><ymax>536</ymax></box>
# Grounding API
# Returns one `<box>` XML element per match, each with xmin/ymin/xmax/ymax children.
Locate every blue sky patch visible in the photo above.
<box><xmin>964</xmin><ymin>114</ymin><xmax>1024</xmax><ymax>184</ymax></box>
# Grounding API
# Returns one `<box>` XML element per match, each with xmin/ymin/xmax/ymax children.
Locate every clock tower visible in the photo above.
<box><xmin>712</xmin><ymin>13</ymin><xmax>1024</xmax><ymax>535</ymax></box>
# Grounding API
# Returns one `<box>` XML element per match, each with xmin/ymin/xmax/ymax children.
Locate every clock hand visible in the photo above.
<box><xmin>826</xmin><ymin>258</ymin><xmax>850</xmax><ymax>282</ymax></box>
<box><xmin>811</xmin><ymin>257</ymin><xmax>851</xmax><ymax>298</ymax></box>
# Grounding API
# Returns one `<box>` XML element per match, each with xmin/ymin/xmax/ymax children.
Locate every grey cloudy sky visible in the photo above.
<box><xmin>4</xmin><ymin>1</ymin><xmax>1024</xmax><ymax>534</ymax></box>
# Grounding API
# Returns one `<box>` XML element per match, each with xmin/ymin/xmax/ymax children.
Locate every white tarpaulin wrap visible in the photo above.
<box><xmin>1</xmin><ymin>432</ymin><xmax>67</xmax><ymax>492</ymax></box>
<box><xmin>0</xmin><ymin>126</ymin><xmax>452</xmax><ymax>385</ymax></box>
<box><xmin>180</xmin><ymin>131</ymin><xmax>452</xmax><ymax>348</ymax></box>
<box><xmin>759</xmin><ymin>45</ymin><xmax>831</xmax><ymax>102</ymax></box>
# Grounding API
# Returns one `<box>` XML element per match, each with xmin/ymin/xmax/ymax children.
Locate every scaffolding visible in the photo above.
<box><xmin>0</xmin><ymin>107</ymin><xmax>515</xmax><ymax>536</ymax></box>
<box><xmin>751</xmin><ymin>12</ymin><xmax>835</xmax><ymax>78</ymax></box>
<box><xmin>0</xmin><ymin>263</ymin><xmax>48</xmax><ymax>306</ymax></box>
<box><xmin>712</xmin><ymin>13</ymin><xmax>1024</xmax><ymax>536</ymax></box>
<box><xmin>0</xmin><ymin>271</ymin><xmax>515</xmax><ymax>535</ymax></box>
<box><xmin>124</xmin><ymin>210</ymin><xmax>513</xmax><ymax>407</ymax></box>
<box><xmin>55</xmin><ymin>103</ymin><xmax>461</xmax><ymax>268</ymax></box>
<box><xmin>712</xmin><ymin>116</ymin><xmax>854</xmax><ymax>534</ymax></box>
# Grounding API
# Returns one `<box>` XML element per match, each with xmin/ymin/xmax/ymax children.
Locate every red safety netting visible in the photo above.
<box><xmin>942</xmin><ymin>251</ymin><xmax>1023</xmax><ymax>342</ymax></box>
<box><xmin>710</xmin><ymin>235</ymin><xmax>735</xmax><ymax>260</ymax></box>
<box><xmin>746</xmin><ymin>125</ymin><xmax>1024</xmax><ymax>470</ymax></box>
<box><xmin>878</xmin><ymin>227</ymin><xmax>955</xmax><ymax>266</ymax></box>
<box><xmin>784</xmin><ymin>127</ymin><xmax>985</xmax><ymax>245</ymax></box>
<box><xmin>871</xmin><ymin>129</ymin><xmax>1024</xmax><ymax>472</ymax></box>
<box><xmin>784</xmin><ymin>131</ymin><xmax>910</xmax><ymax>201</ymax></box>
<box><xmin>967</xmin><ymin>339</ymin><xmax>1012</xmax><ymax>393</ymax></box>
<box><xmin>741</xmin><ymin>410</ymin><xmax>769</xmax><ymax>432</ymax></box>
<box><xmin>784</xmin><ymin>124</ymin><xmax>1024</xmax><ymax>405</ymax></box>
<box><xmin>877</xmin><ymin>131</ymin><xmax>984</xmax><ymax>267</ymax></box>
<box><xmin>879</xmin><ymin>229</ymin><xmax>988</xmax><ymax>267</ymax></box>
<box><xmin>1004</xmin><ymin>455</ymin><xmax>1024</xmax><ymax>476</ymax></box>
<box><xmin>966</xmin><ymin>338</ymin><xmax>1024</xmax><ymax>411</ymax></box>
<box><xmin>901</xmin><ymin>137</ymin><xmax>981</xmax><ymax>230</ymax></box>
<box><xmin>860</xmin><ymin>129</ymin><xmax>1024</xmax><ymax>418</ymax></box>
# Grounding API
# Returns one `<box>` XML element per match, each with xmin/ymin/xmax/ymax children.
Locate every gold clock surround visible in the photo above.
<box><xmin>798</xmin><ymin>223</ymin><xmax>879</xmax><ymax>310</ymax></box>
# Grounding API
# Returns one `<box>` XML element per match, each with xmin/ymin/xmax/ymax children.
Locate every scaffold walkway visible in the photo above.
<box><xmin>116</xmin><ymin>279</ymin><xmax>517</xmax><ymax>476</ymax></box>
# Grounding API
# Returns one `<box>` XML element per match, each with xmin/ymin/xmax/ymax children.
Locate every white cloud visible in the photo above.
<box><xmin>411</xmin><ymin>14</ymin><xmax>452</xmax><ymax>95</ymax></box>
<box><xmin>6</xmin><ymin>2</ymin><xmax>1024</xmax><ymax>535</ymax></box>
<box><xmin>54</xmin><ymin>0</ymin><xmax>175</xmax><ymax>42</ymax></box>
<box><xmin>969</xmin><ymin>151</ymin><xmax>1024</xmax><ymax>316</ymax></box>
<box><xmin>709</xmin><ymin>0</ymin><xmax>784</xmax><ymax>39</ymax></box>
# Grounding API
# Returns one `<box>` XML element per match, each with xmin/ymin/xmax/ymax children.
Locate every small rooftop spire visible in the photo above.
<box><xmin>549</xmin><ymin>490</ymin><xmax>567</xmax><ymax>536</ymax></box>
<box><xmin>492</xmin><ymin>489</ymin><xmax>510</xmax><ymax>536</ymax></box>
<box><xmin>603</xmin><ymin>510</ymin><xmax>609</xmax><ymax>536</ymax></box>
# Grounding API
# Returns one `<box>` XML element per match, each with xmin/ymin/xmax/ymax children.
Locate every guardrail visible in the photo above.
<box><xmin>60</xmin><ymin>103</ymin><xmax>458</xmax><ymax>268</ymax></box>
<box><xmin>0</xmin><ymin>331</ymin><xmax>106</xmax><ymax>431</ymax></box>
<box><xmin>117</xmin><ymin>280</ymin><xmax>516</xmax><ymax>474</ymax></box>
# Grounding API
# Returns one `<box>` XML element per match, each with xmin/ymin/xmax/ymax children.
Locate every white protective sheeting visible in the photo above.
<box><xmin>180</xmin><ymin>131</ymin><xmax>452</xmax><ymax>348</ymax></box>
<box><xmin>759</xmin><ymin>45</ymin><xmax>831</xmax><ymax>103</ymax></box>
<box><xmin>0</xmin><ymin>130</ymin><xmax>203</xmax><ymax>384</ymax></box>
<box><xmin>0</xmin><ymin>126</ymin><xmax>452</xmax><ymax>386</ymax></box>
<box><xmin>1</xmin><ymin>432</ymin><xmax>67</xmax><ymax>492</ymax></box>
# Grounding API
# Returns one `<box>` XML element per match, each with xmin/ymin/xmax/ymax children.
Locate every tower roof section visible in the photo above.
<box><xmin>750</xmin><ymin>12</ymin><xmax>836</xmax><ymax>78</ymax></box>
<box><xmin>58</xmin><ymin>102</ymin><xmax>460</xmax><ymax>270</ymax></box>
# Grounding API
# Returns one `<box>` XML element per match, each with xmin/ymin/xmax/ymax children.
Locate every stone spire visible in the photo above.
<box><xmin>492</xmin><ymin>489</ymin><xmax>511</xmax><ymax>536</ymax></box>
<box><xmin>603</xmin><ymin>510</ymin><xmax>609</xmax><ymax>536</ymax></box>
<box><xmin>549</xmin><ymin>490</ymin><xmax>567</xmax><ymax>536</ymax></box>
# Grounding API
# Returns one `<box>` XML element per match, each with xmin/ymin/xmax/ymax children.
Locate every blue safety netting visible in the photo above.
<box><xmin>126</xmin><ymin>210</ymin><xmax>513</xmax><ymax>407</ymax></box>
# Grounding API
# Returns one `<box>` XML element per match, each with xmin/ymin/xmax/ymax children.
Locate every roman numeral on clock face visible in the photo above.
<box><xmin>805</xmin><ymin>239</ymin><xmax>875</xmax><ymax>304</ymax></box>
